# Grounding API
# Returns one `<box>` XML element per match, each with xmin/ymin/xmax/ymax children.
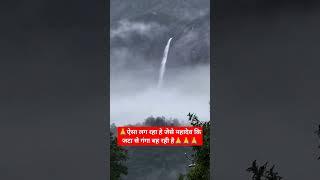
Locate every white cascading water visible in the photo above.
<box><xmin>157</xmin><ymin>37</ymin><xmax>173</xmax><ymax>88</ymax></box>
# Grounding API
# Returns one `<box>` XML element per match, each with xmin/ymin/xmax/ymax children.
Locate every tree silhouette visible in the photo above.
<box><xmin>184</xmin><ymin>113</ymin><xmax>210</xmax><ymax>180</ymax></box>
<box><xmin>110</xmin><ymin>132</ymin><xmax>128</xmax><ymax>180</ymax></box>
<box><xmin>315</xmin><ymin>124</ymin><xmax>320</xmax><ymax>160</ymax></box>
<box><xmin>246</xmin><ymin>160</ymin><xmax>282</xmax><ymax>180</ymax></box>
<box><xmin>143</xmin><ymin>116</ymin><xmax>180</xmax><ymax>126</ymax></box>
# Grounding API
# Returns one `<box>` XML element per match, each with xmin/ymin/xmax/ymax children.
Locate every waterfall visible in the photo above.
<box><xmin>157</xmin><ymin>37</ymin><xmax>173</xmax><ymax>88</ymax></box>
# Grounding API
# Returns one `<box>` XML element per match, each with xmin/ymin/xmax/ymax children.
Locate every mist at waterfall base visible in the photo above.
<box><xmin>110</xmin><ymin>43</ymin><xmax>209</xmax><ymax>126</ymax></box>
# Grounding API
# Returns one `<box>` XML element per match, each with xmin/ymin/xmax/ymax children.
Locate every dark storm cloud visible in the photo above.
<box><xmin>0</xmin><ymin>0</ymin><xmax>106</xmax><ymax>180</ymax></box>
<box><xmin>110</xmin><ymin>0</ymin><xmax>210</xmax><ymax>66</ymax></box>
<box><xmin>111</xmin><ymin>20</ymin><xmax>168</xmax><ymax>40</ymax></box>
<box><xmin>216</xmin><ymin>0</ymin><xmax>320</xmax><ymax>18</ymax></box>
<box><xmin>215</xmin><ymin>0</ymin><xmax>320</xmax><ymax>179</ymax></box>
<box><xmin>110</xmin><ymin>0</ymin><xmax>210</xmax><ymax>127</ymax></box>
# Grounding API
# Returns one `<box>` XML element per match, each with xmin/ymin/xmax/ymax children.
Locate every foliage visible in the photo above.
<box><xmin>116</xmin><ymin>117</ymin><xmax>192</xmax><ymax>180</ymax></box>
<box><xmin>143</xmin><ymin>116</ymin><xmax>180</xmax><ymax>126</ymax></box>
<box><xmin>184</xmin><ymin>113</ymin><xmax>210</xmax><ymax>180</ymax></box>
<box><xmin>178</xmin><ymin>173</ymin><xmax>186</xmax><ymax>180</ymax></box>
<box><xmin>125</xmin><ymin>116</ymin><xmax>181</xmax><ymax>127</ymax></box>
<box><xmin>246</xmin><ymin>160</ymin><xmax>283</xmax><ymax>180</ymax></box>
<box><xmin>110</xmin><ymin>123</ymin><xmax>117</xmax><ymax>135</ymax></box>
<box><xmin>110</xmin><ymin>132</ymin><xmax>129</xmax><ymax>180</ymax></box>
<box><xmin>315</xmin><ymin>124</ymin><xmax>320</xmax><ymax>160</ymax></box>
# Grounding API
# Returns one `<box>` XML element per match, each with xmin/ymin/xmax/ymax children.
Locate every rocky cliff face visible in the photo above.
<box><xmin>110</xmin><ymin>0</ymin><xmax>210</xmax><ymax>71</ymax></box>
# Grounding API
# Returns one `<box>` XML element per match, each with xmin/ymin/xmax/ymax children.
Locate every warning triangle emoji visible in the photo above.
<box><xmin>176</xmin><ymin>137</ymin><xmax>181</xmax><ymax>144</ymax></box>
<box><xmin>192</xmin><ymin>137</ymin><xmax>197</xmax><ymax>144</ymax></box>
<box><xmin>184</xmin><ymin>137</ymin><xmax>189</xmax><ymax>144</ymax></box>
<box><xmin>120</xmin><ymin>128</ymin><xmax>125</xmax><ymax>135</ymax></box>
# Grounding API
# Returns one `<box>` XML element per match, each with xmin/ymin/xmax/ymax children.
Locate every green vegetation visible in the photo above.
<box><xmin>111</xmin><ymin>113</ymin><xmax>211</xmax><ymax>180</ymax></box>
<box><xmin>180</xmin><ymin>113</ymin><xmax>210</xmax><ymax>180</ymax></box>
<box><xmin>111</xmin><ymin>116</ymin><xmax>192</xmax><ymax>180</ymax></box>
<box><xmin>246</xmin><ymin>160</ymin><xmax>282</xmax><ymax>180</ymax></box>
<box><xmin>315</xmin><ymin>124</ymin><xmax>320</xmax><ymax>160</ymax></box>
<box><xmin>110</xmin><ymin>132</ymin><xmax>128</xmax><ymax>180</ymax></box>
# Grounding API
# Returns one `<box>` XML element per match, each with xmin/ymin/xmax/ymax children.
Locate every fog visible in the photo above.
<box><xmin>111</xmin><ymin>63</ymin><xmax>210</xmax><ymax>126</ymax></box>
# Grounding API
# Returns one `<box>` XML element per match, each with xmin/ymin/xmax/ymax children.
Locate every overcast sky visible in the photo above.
<box><xmin>0</xmin><ymin>1</ymin><xmax>105</xmax><ymax>179</ymax></box>
<box><xmin>110</xmin><ymin>0</ymin><xmax>210</xmax><ymax>126</ymax></box>
<box><xmin>214</xmin><ymin>0</ymin><xmax>320</xmax><ymax>179</ymax></box>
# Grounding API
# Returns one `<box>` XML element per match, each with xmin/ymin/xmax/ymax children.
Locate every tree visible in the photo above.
<box><xmin>110</xmin><ymin>123</ymin><xmax>117</xmax><ymax>135</ymax></box>
<box><xmin>143</xmin><ymin>116</ymin><xmax>180</xmax><ymax>126</ymax></box>
<box><xmin>178</xmin><ymin>173</ymin><xmax>186</xmax><ymax>180</ymax></box>
<box><xmin>125</xmin><ymin>116</ymin><xmax>188</xmax><ymax>180</ymax></box>
<box><xmin>110</xmin><ymin>132</ymin><xmax>129</xmax><ymax>180</ymax></box>
<box><xmin>314</xmin><ymin>124</ymin><xmax>320</xmax><ymax>160</ymax></box>
<box><xmin>246</xmin><ymin>160</ymin><xmax>283</xmax><ymax>180</ymax></box>
<box><xmin>184</xmin><ymin>113</ymin><xmax>210</xmax><ymax>180</ymax></box>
